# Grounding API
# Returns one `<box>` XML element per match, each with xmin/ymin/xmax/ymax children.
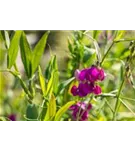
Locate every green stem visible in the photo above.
<box><xmin>29</xmin><ymin>79</ymin><xmax>35</xmax><ymax>98</ymax></box>
<box><xmin>95</xmin><ymin>93</ymin><xmax>116</xmax><ymax>98</ymax></box>
<box><xmin>120</xmin><ymin>96</ymin><xmax>135</xmax><ymax>102</ymax></box>
<box><xmin>100</xmin><ymin>30</ymin><xmax>119</xmax><ymax>66</ymax></box>
<box><xmin>7</xmin><ymin>70</ymin><xmax>33</xmax><ymax>103</ymax></box>
<box><xmin>113</xmin><ymin>77</ymin><xmax>125</xmax><ymax>121</ymax></box>
<box><xmin>120</xmin><ymin>99</ymin><xmax>135</xmax><ymax>116</ymax></box>
<box><xmin>115</xmin><ymin>38</ymin><xmax>135</xmax><ymax>43</ymax></box>
<box><xmin>0</xmin><ymin>69</ymin><xmax>33</xmax><ymax>102</ymax></box>
<box><xmin>13</xmin><ymin>63</ymin><xmax>19</xmax><ymax>72</ymax></box>
<box><xmin>100</xmin><ymin>41</ymin><xmax>115</xmax><ymax>66</ymax></box>
<box><xmin>38</xmin><ymin>97</ymin><xmax>48</xmax><ymax>121</ymax></box>
<box><xmin>105</xmin><ymin>99</ymin><xmax>114</xmax><ymax>113</ymax></box>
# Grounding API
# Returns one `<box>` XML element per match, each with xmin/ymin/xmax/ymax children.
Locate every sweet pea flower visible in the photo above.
<box><xmin>86</xmin><ymin>66</ymin><xmax>106</xmax><ymax>82</ymax></box>
<box><xmin>71</xmin><ymin>66</ymin><xmax>105</xmax><ymax>97</ymax></box>
<box><xmin>70</xmin><ymin>102</ymin><xmax>92</xmax><ymax>121</ymax></box>
<box><xmin>93</xmin><ymin>85</ymin><xmax>102</xmax><ymax>95</ymax></box>
<box><xmin>8</xmin><ymin>114</ymin><xmax>16</xmax><ymax>121</ymax></box>
<box><xmin>75</xmin><ymin>69</ymin><xmax>87</xmax><ymax>81</ymax></box>
<box><xmin>71</xmin><ymin>85</ymin><xmax>78</xmax><ymax>96</ymax></box>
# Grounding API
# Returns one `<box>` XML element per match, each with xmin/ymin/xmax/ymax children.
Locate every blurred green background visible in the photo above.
<box><xmin>0</xmin><ymin>30</ymin><xmax>135</xmax><ymax>121</ymax></box>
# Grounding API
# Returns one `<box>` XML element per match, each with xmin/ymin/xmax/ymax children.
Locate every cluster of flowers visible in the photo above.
<box><xmin>70</xmin><ymin>102</ymin><xmax>92</xmax><ymax>121</ymax></box>
<box><xmin>71</xmin><ymin>66</ymin><xmax>106</xmax><ymax>97</ymax></box>
<box><xmin>70</xmin><ymin>66</ymin><xmax>105</xmax><ymax>120</ymax></box>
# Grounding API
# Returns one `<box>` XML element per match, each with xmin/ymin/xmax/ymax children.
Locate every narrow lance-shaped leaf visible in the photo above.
<box><xmin>0</xmin><ymin>31</ymin><xmax>5</xmax><ymax>50</ymax></box>
<box><xmin>44</xmin><ymin>94</ymin><xmax>56</xmax><ymax>121</ymax></box>
<box><xmin>45</xmin><ymin>55</ymin><xmax>55</xmax><ymax>80</ymax></box>
<box><xmin>46</xmin><ymin>70</ymin><xmax>55</xmax><ymax>96</ymax></box>
<box><xmin>45</xmin><ymin>57</ymin><xmax>52</xmax><ymax>80</ymax></box>
<box><xmin>52</xmin><ymin>55</ymin><xmax>59</xmax><ymax>94</ymax></box>
<box><xmin>32</xmin><ymin>31</ymin><xmax>50</xmax><ymax>75</ymax></box>
<box><xmin>54</xmin><ymin>101</ymin><xmax>76</xmax><ymax>121</ymax></box>
<box><xmin>57</xmin><ymin>77</ymin><xmax>75</xmax><ymax>96</ymax></box>
<box><xmin>20</xmin><ymin>31</ymin><xmax>32</xmax><ymax>78</ymax></box>
<box><xmin>7</xmin><ymin>30</ymin><xmax>22</xmax><ymax>69</ymax></box>
<box><xmin>38</xmin><ymin>66</ymin><xmax>46</xmax><ymax>96</ymax></box>
<box><xmin>4</xmin><ymin>31</ymin><xmax>10</xmax><ymax>49</ymax></box>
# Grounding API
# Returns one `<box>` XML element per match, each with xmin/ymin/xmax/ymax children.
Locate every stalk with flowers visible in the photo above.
<box><xmin>0</xmin><ymin>30</ymin><xmax>135</xmax><ymax>121</ymax></box>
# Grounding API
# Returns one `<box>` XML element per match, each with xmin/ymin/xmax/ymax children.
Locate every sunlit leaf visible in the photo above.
<box><xmin>38</xmin><ymin>66</ymin><xmax>46</xmax><ymax>96</ymax></box>
<box><xmin>44</xmin><ymin>94</ymin><xmax>56</xmax><ymax>121</ymax></box>
<box><xmin>57</xmin><ymin>77</ymin><xmax>75</xmax><ymax>96</ymax></box>
<box><xmin>46</xmin><ymin>70</ymin><xmax>55</xmax><ymax>96</ymax></box>
<box><xmin>7</xmin><ymin>30</ymin><xmax>22</xmax><ymax>69</ymax></box>
<box><xmin>20</xmin><ymin>31</ymin><xmax>32</xmax><ymax>78</ymax></box>
<box><xmin>114</xmin><ymin>30</ymin><xmax>126</xmax><ymax>41</ymax></box>
<box><xmin>54</xmin><ymin>101</ymin><xmax>76</xmax><ymax>121</ymax></box>
<box><xmin>32</xmin><ymin>31</ymin><xmax>50</xmax><ymax>75</ymax></box>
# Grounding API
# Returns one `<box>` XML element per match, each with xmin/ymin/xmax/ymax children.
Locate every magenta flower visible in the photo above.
<box><xmin>98</xmin><ymin>69</ymin><xmax>105</xmax><ymax>81</ymax></box>
<box><xmin>93</xmin><ymin>85</ymin><xmax>101</xmax><ymax>95</ymax></box>
<box><xmin>75</xmin><ymin>69</ymin><xmax>87</xmax><ymax>81</ymax></box>
<box><xmin>86</xmin><ymin>66</ymin><xmax>99</xmax><ymax>82</ymax></box>
<box><xmin>74</xmin><ymin>69</ymin><xmax>80</xmax><ymax>80</ymax></box>
<box><xmin>71</xmin><ymin>66</ymin><xmax>105</xmax><ymax>97</ymax></box>
<box><xmin>86</xmin><ymin>66</ymin><xmax>106</xmax><ymax>82</ymax></box>
<box><xmin>70</xmin><ymin>102</ymin><xmax>92</xmax><ymax>121</ymax></box>
<box><xmin>78</xmin><ymin>82</ymin><xmax>94</xmax><ymax>97</ymax></box>
<box><xmin>71</xmin><ymin>85</ymin><xmax>78</xmax><ymax>96</ymax></box>
<box><xmin>8</xmin><ymin>114</ymin><xmax>16</xmax><ymax>121</ymax></box>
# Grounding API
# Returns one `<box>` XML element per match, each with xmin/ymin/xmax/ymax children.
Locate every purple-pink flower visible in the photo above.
<box><xmin>75</xmin><ymin>69</ymin><xmax>87</xmax><ymax>81</ymax></box>
<box><xmin>71</xmin><ymin>66</ymin><xmax>105</xmax><ymax>97</ymax></box>
<box><xmin>8</xmin><ymin>114</ymin><xmax>16</xmax><ymax>121</ymax></box>
<box><xmin>70</xmin><ymin>102</ymin><xmax>92</xmax><ymax>121</ymax></box>
<box><xmin>71</xmin><ymin>85</ymin><xmax>78</xmax><ymax>96</ymax></box>
<box><xmin>93</xmin><ymin>85</ymin><xmax>101</xmax><ymax>95</ymax></box>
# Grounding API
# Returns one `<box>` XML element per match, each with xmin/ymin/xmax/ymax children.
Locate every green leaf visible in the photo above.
<box><xmin>45</xmin><ymin>55</ymin><xmax>59</xmax><ymax>95</ymax></box>
<box><xmin>57</xmin><ymin>77</ymin><xmax>75</xmax><ymax>96</ymax></box>
<box><xmin>83</xmin><ymin>47</ymin><xmax>96</xmax><ymax>66</ymax></box>
<box><xmin>44</xmin><ymin>94</ymin><xmax>56</xmax><ymax>121</ymax></box>
<box><xmin>4</xmin><ymin>31</ymin><xmax>10</xmax><ymax>49</ymax></box>
<box><xmin>7</xmin><ymin>30</ymin><xmax>22</xmax><ymax>69</ymax></box>
<box><xmin>32</xmin><ymin>31</ymin><xmax>50</xmax><ymax>75</ymax></box>
<box><xmin>54</xmin><ymin>101</ymin><xmax>76</xmax><ymax>121</ymax></box>
<box><xmin>26</xmin><ymin>104</ymin><xmax>38</xmax><ymax>120</ymax></box>
<box><xmin>20</xmin><ymin>31</ymin><xmax>32</xmax><ymax>78</ymax></box>
<box><xmin>46</xmin><ymin>70</ymin><xmax>55</xmax><ymax>96</ymax></box>
<box><xmin>52</xmin><ymin>56</ymin><xmax>59</xmax><ymax>94</ymax></box>
<box><xmin>114</xmin><ymin>30</ymin><xmax>125</xmax><ymax>41</ymax></box>
<box><xmin>68</xmin><ymin>38</ymin><xmax>73</xmax><ymax>53</ymax></box>
<box><xmin>38</xmin><ymin>66</ymin><xmax>46</xmax><ymax>96</ymax></box>
<box><xmin>45</xmin><ymin>55</ymin><xmax>55</xmax><ymax>80</ymax></box>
